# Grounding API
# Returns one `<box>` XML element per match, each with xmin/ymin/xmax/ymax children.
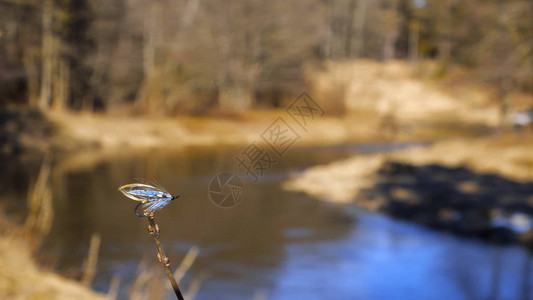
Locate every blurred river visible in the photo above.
<box><xmin>1</xmin><ymin>142</ymin><xmax>531</xmax><ymax>300</ymax></box>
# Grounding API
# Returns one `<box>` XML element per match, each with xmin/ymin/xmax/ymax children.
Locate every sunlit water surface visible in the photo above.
<box><xmin>1</xmin><ymin>142</ymin><xmax>531</xmax><ymax>300</ymax></box>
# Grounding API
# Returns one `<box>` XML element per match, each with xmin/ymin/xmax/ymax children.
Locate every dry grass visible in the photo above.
<box><xmin>42</xmin><ymin>59</ymin><xmax>507</xmax><ymax>154</ymax></box>
<box><xmin>128</xmin><ymin>245</ymin><xmax>203</xmax><ymax>300</ymax></box>
<box><xmin>0</xmin><ymin>160</ymin><xmax>109</xmax><ymax>300</ymax></box>
<box><xmin>10</xmin><ymin>59</ymin><xmax>529</xmax><ymax>155</ymax></box>
<box><xmin>308</xmin><ymin>59</ymin><xmax>500</xmax><ymax>125</ymax></box>
<box><xmin>0</xmin><ymin>236</ymin><xmax>110</xmax><ymax>300</ymax></box>
<box><xmin>46</xmin><ymin>110</ymin><xmax>282</xmax><ymax>151</ymax></box>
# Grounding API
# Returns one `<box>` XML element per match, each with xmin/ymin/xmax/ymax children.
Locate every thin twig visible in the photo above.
<box><xmin>146</xmin><ymin>213</ymin><xmax>184</xmax><ymax>300</ymax></box>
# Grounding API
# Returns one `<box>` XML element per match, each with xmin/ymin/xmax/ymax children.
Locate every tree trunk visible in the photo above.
<box><xmin>39</xmin><ymin>0</ymin><xmax>53</xmax><ymax>110</ymax></box>
<box><xmin>345</xmin><ymin>0</ymin><xmax>357</xmax><ymax>58</ymax></box>
<box><xmin>322</xmin><ymin>1</ymin><xmax>334</xmax><ymax>59</ymax></box>
<box><xmin>137</xmin><ymin>0</ymin><xmax>159</xmax><ymax>113</ymax></box>
<box><xmin>53</xmin><ymin>57</ymin><xmax>69</xmax><ymax>110</ymax></box>
<box><xmin>408</xmin><ymin>16</ymin><xmax>419</xmax><ymax>63</ymax></box>
<box><xmin>143</xmin><ymin>2</ymin><xmax>156</xmax><ymax>77</ymax></box>
<box><xmin>353</xmin><ymin>0</ymin><xmax>367</xmax><ymax>58</ymax></box>
<box><xmin>23</xmin><ymin>49</ymin><xmax>40</xmax><ymax>107</ymax></box>
<box><xmin>383</xmin><ymin>31</ymin><xmax>398</xmax><ymax>61</ymax></box>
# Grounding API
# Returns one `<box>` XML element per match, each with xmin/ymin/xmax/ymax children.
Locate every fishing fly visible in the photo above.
<box><xmin>118</xmin><ymin>181</ymin><xmax>180</xmax><ymax>217</ymax></box>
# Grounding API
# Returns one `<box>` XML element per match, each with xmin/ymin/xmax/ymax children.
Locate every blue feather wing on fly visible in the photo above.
<box><xmin>118</xmin><ymin>183</ymin><xmax>179</xmax><ymax>216</ymax></box>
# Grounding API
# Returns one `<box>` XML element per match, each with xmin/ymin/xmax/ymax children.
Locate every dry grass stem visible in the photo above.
<box><xmin>107</xmin><ymin>275</ymin><xmax>121</xmax><ymax>300</ymax></box>
<box><xmin>25</xmin><ymin>156</ymin><xmax>54</xmax><ymax>247</ymax></box>
<box><xmin>81</xmin><ymin>233</ymin><xmax>101</xmax><ymax>287</ymax></box>
<box><xmin>130</xmin><ymin>260</ymin><xmax>152</xmax><ymax>300</ymax></box>
<box><xmin>174</xmin><ymin>246</ymin><xmax>199</xmax><ymax>284</ymax></box>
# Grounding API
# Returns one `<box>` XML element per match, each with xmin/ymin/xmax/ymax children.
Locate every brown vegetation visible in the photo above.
<box><xmin>0</xmin><ymin>236</ymin><xmax>110</xmax><ymax>300</ymax></box>
<box><xmin>0</xmin><ymin>212</ymin><xmax>109</xmax><ymax>300</ymax></box>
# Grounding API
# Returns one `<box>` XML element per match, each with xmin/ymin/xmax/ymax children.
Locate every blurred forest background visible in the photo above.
<box><xmin>1</xmin><ymin>1</ymin><xmax>533</xmax><ymax>299</ymax></box>
<box><xmin>0</xmin><ymin>0</ymin><xmax>531</xmax><ymax>116</ymax></box>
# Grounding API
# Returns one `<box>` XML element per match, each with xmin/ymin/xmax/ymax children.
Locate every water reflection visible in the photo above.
<box><xmin>0</xmin><ymin>143</ymin><xmax>531</xmax><ymax>299</ymax></box>
<box><xmin>271</xmin><ymin>207</ymin><xmax>532</xmax><ymax>300</ymax></box>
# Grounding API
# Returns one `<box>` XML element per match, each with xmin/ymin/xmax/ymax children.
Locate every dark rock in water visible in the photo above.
<box><xmin>480</xmin><ymin>227</ymin><xmax>516</xmax><ymax>244</ymax></box>
<box><xmin>360</xmin><ymin>162</ymin><xmax>533</xmax><ymax>249</ymax></box>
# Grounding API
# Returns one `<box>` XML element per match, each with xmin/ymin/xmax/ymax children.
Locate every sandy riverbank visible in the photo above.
<box><xmin>282</xmin><ymin>132</ymin><xmax>533</xmax><ymax>247</ymax></box>
<box><xmin>283</xmin><ymin>133</ymin><xmax>533</xmax><ymax>205</ymax></box>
